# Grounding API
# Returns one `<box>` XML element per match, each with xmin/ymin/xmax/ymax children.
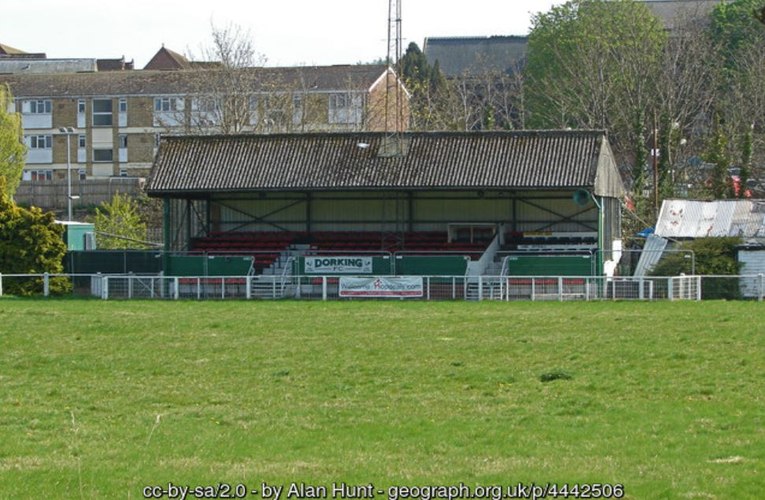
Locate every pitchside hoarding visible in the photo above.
<box><xmin>339</xmin><ymin>276</ymin><xmax>424</xmax><ymax>298</ymax></box>
<box><xmin>305</xmin><ymin>256</ymin><xmax>373</xmax><ymax>274</ymax></box>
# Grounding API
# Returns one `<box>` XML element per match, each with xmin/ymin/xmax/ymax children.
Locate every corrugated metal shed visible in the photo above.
<box><xmin>655</xmin><ymin>199</ymin><xmax>765</xmax><ymax>239</ymax></box>
<box><xmin>146</xmin><ymin>130</ymin><xmax>625</xmax><ymax>197</ymax></box>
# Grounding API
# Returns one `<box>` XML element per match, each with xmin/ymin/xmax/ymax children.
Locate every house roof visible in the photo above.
<box><xmin>96</xmin><ymin>57</ymin><xmax>135</xmax><ymax>71</ymax></box>
<box><xmin>423</xmin><ymin>36</ymin><xmax>528</xmax><ymax>77</ymax></box>
<box><xmin>0</xmin><ymin>58</ymin><xmax>98</xmax><ymax>74</ymax></box>
<box><xmin>1</xmin><ymin>64</ymin><xmax>390</xmax><ymax>97</ymax></box>
<box><xmin>147</xmin><ymin>130</ymin><xmax>625</xmax><ymax>197</ymax></box>
<box><xmin>656</xmin><ymin>199</ymin><xmax>765</xmax><ymax>239</ymax></box>
<box><xmin>0</xmin><ymin>43</ymin><xmax>29</xmax><ymax>56</ymax></box>
<box><xmin>642</xmin><ymin>0</ymin><xmax>720</xmax><ymax>31</ymax></box>
<box><xmin>143</xmin><ymin>46</ymin><xmax>192</xmax><ymax>70</ymax></box>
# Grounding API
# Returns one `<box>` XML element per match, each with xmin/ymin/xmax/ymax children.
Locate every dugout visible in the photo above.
<box><xmin>147</xmin><ymin>131</ymin><xmax>625</xmax><ymax>277</ymax></box>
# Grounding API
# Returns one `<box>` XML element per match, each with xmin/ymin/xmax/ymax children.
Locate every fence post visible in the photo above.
<box><xmin>174</xmin><ymin>277</ymin><xmax>179</xmax><ymax>300</ymax></box>
<box><xmin>452</xmin><ymin>276</ymin><xmax>456</xmax><ymax>300</ymax></box>
<box><xmin>127</xmin><ymin>273</ymin><xmax>133</xmax><ymax>299</ymax></box>
<box><xmin>102</xmin><ymin>276</ymin><xmax>109</xmax><ymax>300</ymax></box>
<box><xmin>322</xmin><ymin>276</ymin><xmax>328</xmax><ymax>301</ymax></box>
<box><xmin>639</xmin><ymin>277</ymin><xmax>644</xmax><ymax>300</ymax></box>
<box><xmin>759</xmin><ymin>274</ymin><xmax>764</xmax><ymax>302</ymax></box>
<box><xmin>696</xmin><ymin>276</ymin><xmax>702</xmax><ymax>301</ymax></box>
<box><xmin>426</xmin><ymin>276</ymin><xmax>431</xmax><ymax>301</ymax></box>
<box><xmin>43</xmin><ymin>272</ymin><xmax>50</xmax><ymax>297</ymax></box>
<box><xmin>0</xmin><ymin>272</ymin><xmax>3</xmax><ymax>297</ymax></box>
<box><xmin>478</xmin><ymin>276</ymin><xmax>483</xmax><ymax>301</ymax></box>
<box><xmin>531</xmin><ymin>278</ymin><xmax>536</xmax><ymax>301</ymax></box>
<box><xmin>668</xmin><ymin>277</ymin><xmax>674</xmax><ymax>301</ymax></box>
<box><xmin>558</xmin><ymin>276</ymin><xmax>563</xmax><ymax>302</ymax></box>
<box><xmin>246</xmin><ymin>276</ymin><xmax>252</xmax><ymax>300</ymax></box>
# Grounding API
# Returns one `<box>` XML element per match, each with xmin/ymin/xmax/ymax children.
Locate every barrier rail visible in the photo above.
<box><xmin>4</xmin><ymin>272</ymin><xmax>760</xmax><ymax>301</ymax></box>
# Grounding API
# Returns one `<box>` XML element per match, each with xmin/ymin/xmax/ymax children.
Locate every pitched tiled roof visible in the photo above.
<box><xmin>143</xmin><ymin>46</ymin><xmax>192</xmax><ymax>70</ymax></box>
<box><xmin>147</xmin><ymin>130</ymin><xmax>624</xmax><ymax>196</ymax></box>
<box><xmin>1</xmin><ymin>64</ymin><xmax>389</xmax><ymax>97</ymax></box>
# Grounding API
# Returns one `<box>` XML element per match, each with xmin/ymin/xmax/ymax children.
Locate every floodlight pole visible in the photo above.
<box><xmin>58</xmin><ymin>127</ymin><xmax>77</xmax><ymax>221</ymax></box>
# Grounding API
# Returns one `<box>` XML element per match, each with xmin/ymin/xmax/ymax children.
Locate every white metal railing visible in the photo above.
<box><xmin>2</xmin><ymin>272</ymin><xmax>751</xmax><ymax>301</ymax></box>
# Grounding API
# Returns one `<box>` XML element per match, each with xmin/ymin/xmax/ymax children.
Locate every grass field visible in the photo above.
<box><xmin>0</xmin><ymin>299</ymin><xmax>763</xmax><ymax>499</ymax></box>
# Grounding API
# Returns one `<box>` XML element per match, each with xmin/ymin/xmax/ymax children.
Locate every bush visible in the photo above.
<box><xmin>651</xmin><ymin>237</ymin><xmax>742</xmax><ymax>299</ymax></box>
<box><xmin>0</xmin><ymin>178</ymin><xmax>70</xmax><ymax>296</ymax></box>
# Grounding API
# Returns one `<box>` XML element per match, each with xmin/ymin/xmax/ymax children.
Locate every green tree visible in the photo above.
<box><xmin>711</xmin><ymin>0</ymin><xmax>765</xmax><ymax>73</ymax></box>
<box><xmin>704</xmin><ymin>118</ymin><xmax>734</xmax><ymax>199</ymax></box>
<box><xmin>0</xmin><ymin>177</ymin><xmax>69</xmax><ymax>296</ymax></box>
<box><xmin>525</xmin><ymin>0</ymin><xmax>666</xmax><ymax>174</ymax></box>
<box><xmin>93</xmin><ymin>193</ymin><xmax>148</xmax><ymax>249</ymax></box>
<box><xmin>398</xmin><ymin>42</ymin><xmax>450</xmax><ymax>130</ymax></box>
<box><xmin>0</xmin><ymin>83</ymin><xmax>26</xmax><ymax>198</ymax></box>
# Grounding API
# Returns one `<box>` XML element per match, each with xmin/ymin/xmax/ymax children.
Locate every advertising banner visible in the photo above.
<box><xmin>339</xmin><ymin>276</ymin><xmax>424</xmax><ymax>298</ymax></box>
<box><xmin>305</xmin><ymin>256</ymin><xmax>373</xmax><ymax>274</ymax></box>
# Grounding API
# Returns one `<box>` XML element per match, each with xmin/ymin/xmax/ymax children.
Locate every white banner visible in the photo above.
<box><xmin>339</xmin><ymin>276</ymin><xmax>423</xmax><ymax>298</ymax></box>
<box><xmin>305</xmin><ymin>256</ymin><xmax>373</xmax><ymax>274</ymax></box>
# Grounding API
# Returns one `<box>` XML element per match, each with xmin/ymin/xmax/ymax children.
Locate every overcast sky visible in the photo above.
<box><xmin>2</xmin><ymin>0</ymin><xmax>566</xmax><ymax>68</ymax></box>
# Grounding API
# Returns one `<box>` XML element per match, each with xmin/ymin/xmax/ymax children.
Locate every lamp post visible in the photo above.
<box><xmin>58</xmin><ymin>127</ymin><xmax>77</xmax><ymax>221</ymax></box>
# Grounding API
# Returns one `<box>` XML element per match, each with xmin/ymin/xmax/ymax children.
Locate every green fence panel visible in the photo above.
<box><xmin>65</xmin><ymin>251</ymin><xmax>163</xmax><ymax>274</ymax></box>
<box><xmin>504</xmin><ymin>255</ymin><xmax>594</xmax><ymax>276</ymax></box>
<box><xmin>166</xmin><ymin>255</ymin><xmax>253</xmax><ymax>276</ymax></box>
<box><xmin>394</xmin><ymin>256</ymin><xmax>469</xmax><ymax>275</ymax></box>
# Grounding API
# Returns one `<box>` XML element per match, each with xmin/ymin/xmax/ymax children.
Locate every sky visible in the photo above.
<box><xmin>2</xmin><ymin>0</ymin><xmax>566</xmax><ymax>68</ymax></box>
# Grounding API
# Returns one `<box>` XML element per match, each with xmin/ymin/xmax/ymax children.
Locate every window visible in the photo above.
<box><xmin>78</xmin><ymin>168</ymin><xmax>86</xmax><ymax>180</ymax></box>
<box><xmin>26</xmin><ymin>100</ymin><xmax>52</xmax><ymax>114</ymax></box>
<box><xmin>93</xmin><ymin>148</ymin><xmax>113</xmax><ymax>162</ymax></box>
<box><xmin>29</xmin><ymin>135</ymin><xmax>52</xmax><ymax>149</ymax></box>
<box><xmin>292</xmin><ymin>94</ymin><xmax>304</xmax><ymax>125</ymax></box>
<box><xmin>118</xmin><ymin>134</ymin><xmax>128</xmax><ymax>148</ymax></box>
<box><xmin>154</xmin><ymin>97</ymin><xmax>182</xmax><ymax>112</ymax></box>
<box><xmin>328</xmin><ymin>93</ymin><xmax>363</xmax><ymax>124</ymax></box>
<box><xmin>78</xmin><ymin>135</ymin><xmax>86</xmax><ymax>148</ymax></box>
<box><xmin>30</xmin><ymin>169</ymin><xmax>53</xmax><ymax>181</ymax></box>
<box><xmin>119</xmin><ymin>98</ymin><xmax>127</xmax><ymax>113</ymax></box>
<box><xmin>330</xmin><ymin>94</ymin><xmax>348</xmax><ymax>109</ymax></box>
<box><xmin>92</xmin><ymin>99</ymin><xmax>113</xmax><ymax>126</ymax></box>
<box><xmin>78</xmin><ymin>99</ymin><xmax>86</xmax><ymax>113</ymax></box>
<box><xmin>119</xmin><ymin>167</ymin><xmax>128</xmax><ymax>177</ymax></box>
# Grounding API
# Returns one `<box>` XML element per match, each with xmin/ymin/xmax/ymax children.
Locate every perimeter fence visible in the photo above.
<box><xmin>2</xmin><ymin>273</ymin><xmax>764</xmax><ymax>301</ymax></box>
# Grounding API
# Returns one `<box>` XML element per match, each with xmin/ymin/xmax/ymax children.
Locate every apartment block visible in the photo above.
<box><xmin>1</xmin><ymin>47</ymin><xmax>409</xmax><ymax>203</ymax></box>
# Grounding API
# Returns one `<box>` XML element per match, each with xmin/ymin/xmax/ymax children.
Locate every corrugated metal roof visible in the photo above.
<box><xmin>634</xmin><ymin>234</ymin><xmax>669</xmax><ymax>276</ymax></box>
<box><xmin>1</xmin><ymin>64</ymin><xmax>389</xmax><ymax>97</ymax></box>
<box><xmin>147</xmin><ymin>130</ymin><xmax>622</xmax><ymax>195</ymax></box>
<box><xmin>656</xmin><ymin>199</ymin><xmax>765</xmax><ymax>238</ymax></box>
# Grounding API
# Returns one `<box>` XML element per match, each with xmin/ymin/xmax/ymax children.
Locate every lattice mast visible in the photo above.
<box><xmin>384</xmin><ymin>0</ymin><xmax>403</xmax><ymax>142</ymax></box>
<box><xmin>381</xmin><ymin>0</ymin><xmax>406</xmax><ymax>250</ymax></box>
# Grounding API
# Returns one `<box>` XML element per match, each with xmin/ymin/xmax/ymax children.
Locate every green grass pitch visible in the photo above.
<box><xmin>1</xmin><ymin>299</ymin><xmax>764</xmax><ymax>498</ymax></box>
